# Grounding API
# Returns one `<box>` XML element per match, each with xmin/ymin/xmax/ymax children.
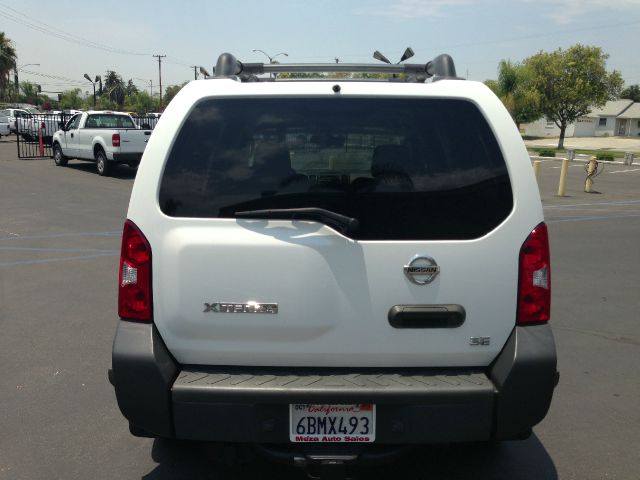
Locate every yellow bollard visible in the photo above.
<box><xmin>533</xmin><ymin>160</ymin><xmax>541</xmax><ymax>179</ymax></box>
<box><xmin>557</xmin><ymin>158</ymin><xmax>569</xmax><ymax>196</ymax></box>
<box><xmin>585</xmin><ymin>157</ymin><xmax>597</xmax><ymax>193</ymax></box>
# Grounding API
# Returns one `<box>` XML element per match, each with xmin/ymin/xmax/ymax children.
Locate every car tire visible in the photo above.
<box><xmin>95</xmin><ymin>148</ymin><xmax>110</xmax><ymax>176</ymax></box>
<box><xmin>53</xmin><ymin>144</ymin><xmax>68</xmax><ymax>166</ymax></box>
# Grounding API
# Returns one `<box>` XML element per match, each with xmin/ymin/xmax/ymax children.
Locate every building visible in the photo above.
<box><xmin>523</xmin><ymin>100</ymin><xmax>636</xmax><ymax>138</ymax></box>
<box><xmin>587</xmin><ymin>100</ymin><xmax>634</xmax><ymax>137</ymax></box>
<box><xmin>616</xmin><ymin>103</ymin><xmax>640</xmax><ymax>137</ymax></box>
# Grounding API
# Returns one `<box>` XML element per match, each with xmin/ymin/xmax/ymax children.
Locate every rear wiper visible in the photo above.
<box><xmin>234</xmin><ymin>208</ymin><xmax>359</xmax><ymax>235</ymax></box>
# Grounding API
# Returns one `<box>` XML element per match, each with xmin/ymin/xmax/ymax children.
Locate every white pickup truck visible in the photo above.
<box><xmin>52</xmin><ymin>111</ymin><xmax>152</xmax><ymax>175</ymax></box>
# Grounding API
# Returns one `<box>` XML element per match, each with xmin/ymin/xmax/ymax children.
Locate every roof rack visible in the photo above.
<box><xmin>213</xmin><ymin>53</ymin><xmax>460</xmax><ymax>83</ymax></box>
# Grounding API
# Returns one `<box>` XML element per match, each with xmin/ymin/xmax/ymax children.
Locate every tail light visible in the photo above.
<box><xmin>112</xmin><ymin>133</ymin><xmax>121</xmax><ymax>147</ymax></box>
<box><xmin>517</xmin><ymin>223</ymin><xmax>551</xmax><ymax>324</ymax></box>
<box><xmin>118</xmin><ymin>220</ymin><xmax>152</xmax><ymax>321</ymax></box>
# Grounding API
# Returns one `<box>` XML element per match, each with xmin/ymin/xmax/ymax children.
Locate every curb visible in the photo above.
<box><xmin>529</xmin><ymin>155</ymin><xmax>640</xmax><ymax>166</ymax></box>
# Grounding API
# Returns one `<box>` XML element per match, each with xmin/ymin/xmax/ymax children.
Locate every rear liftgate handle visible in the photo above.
<box><xmin>388</xmin><ymin>305</ymin><xmax>466</xmax><ymax>328</ymax></box>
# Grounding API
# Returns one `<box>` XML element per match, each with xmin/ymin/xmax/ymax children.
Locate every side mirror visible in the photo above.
<box><xmin>58</xmin><ymin>122</ymin><xmax>65</xmax><ymax>130</ymax></box>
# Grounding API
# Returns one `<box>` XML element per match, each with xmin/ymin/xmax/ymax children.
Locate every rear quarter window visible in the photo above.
<box><xmin>159</xmin><ymin>97</ymin><xmax>513</xmax><ymax>240</ymax></box>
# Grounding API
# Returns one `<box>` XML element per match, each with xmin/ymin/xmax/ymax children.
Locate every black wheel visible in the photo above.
<box><xmin>53</xmin><ymin>144</ymin><xmax>68</xmax><ymax>166</ymax></box>
<box><xmin>95</xmin><ymin>148</ymin><xmax>110</xmax><ymax>176</ymax></box>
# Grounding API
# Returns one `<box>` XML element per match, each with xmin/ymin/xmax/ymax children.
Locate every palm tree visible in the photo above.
<box><xmin>494</xmin><ymin>60</ymin><xmax>541</xmax><ymax>130</ymax></box>
<box><xmin>104</xmin><ymin>70</ymin><xmax>126</xmax><ymax>109</ymax></box>
<box><xmin>0</xmin><ymin>32</ymin><xmax>18</xmax><ymax>100</ymax></box>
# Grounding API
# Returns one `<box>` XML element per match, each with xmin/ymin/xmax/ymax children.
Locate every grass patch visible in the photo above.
<box><xmin>537</xmin><ymin>149</ymin><xmax>556</xmax><ymax>158</ymax></box>
<box><xmin>596</xmin><ymin>152</ymin><xmax>615</xmax><ymax>161</ymax></box>
<box><xmin>530</xmin><ymin>147</ymin><xmax>635</xmax><ymax>159</ymax></box>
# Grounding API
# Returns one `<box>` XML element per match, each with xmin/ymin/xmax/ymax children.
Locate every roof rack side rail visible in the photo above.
<box><xmin>213</xmin><ymin>52</ymin><xmax>460</xmax><ymax>81</ymax></box>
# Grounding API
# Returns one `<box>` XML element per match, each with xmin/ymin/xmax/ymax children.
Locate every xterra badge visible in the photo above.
<box><xmin>203</xmin><ymin>301</ymin><xmax>278</xmax><ymax>314</ymax></box>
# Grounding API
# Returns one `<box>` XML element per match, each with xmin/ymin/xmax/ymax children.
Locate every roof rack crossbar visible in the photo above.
<box><xmin>242</xmin><ymin>63</ymin><xmax>426</xmax><ymax>75</ymax></box>
<box><xmin>214</xmin><ymin>53</ymin><xmax>458</xmax><ymax>81</ymax></box>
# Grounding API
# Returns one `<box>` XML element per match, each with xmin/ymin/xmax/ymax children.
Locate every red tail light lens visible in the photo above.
<box><xmin>517</xmin><ymin>223</ymin><xmax>551</xmax><ymax>324</ymax></box>
<box><xmin>118</xmin><ymin>220</ymin><xmax>152</xmax><ymax>321</ymax></box>
<box><xmin>112</xmin><ymin>133</ymin><xmax>121</xmax><ymax>147</ymax></box>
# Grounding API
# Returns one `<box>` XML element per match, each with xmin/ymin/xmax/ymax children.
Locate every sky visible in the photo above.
<box><xmin>2</xmin><ymin>0</ymin><xmax>640</xmax><ymax>98</ymax></box>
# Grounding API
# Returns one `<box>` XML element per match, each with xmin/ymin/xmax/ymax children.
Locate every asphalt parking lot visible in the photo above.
<box><xmin>1</xmin><ymin>139</ymin><xmax>639</xmax><ymax>480</ymax></box>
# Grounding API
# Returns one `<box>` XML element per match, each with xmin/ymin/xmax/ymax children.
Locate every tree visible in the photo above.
<box><xmin>484</xmin><ymin>79</ymin><xmax>500</xmax><ymax>96</ymax></box>
<box><xmin>620</xmin><ymin>84</ymin><xmax>640</xmax><ymax>102</ymax></box>
<box><xmin>59</xmin><ymin>88</ymin><xmax>83</xmax><ymax>109</ymax></box>
<box><xmin>104</xmin><ymin>70</ymin><xmax>126</xmax><ymax>109</ymax></box>
<box><xmin>525</xmin><ymin>44</ymin><xmax>623</xmax><ymax>148</ymax></box>
<box><xmin>163</xmin><ymin>83</ymin><xmax>187</xmax><ymax>107</ymax></box>
<box><xmin>488</xmin><ymin>60</ymin><xmax>541</xmax><ymax>130</ymax></box>
<box><xmin>124</xmin><ymin>90</ymin><xmax>157</xmax><ymax>114</ymax></box>
<box><xmin>0</xmin><ymin>32</ymin><xmax>17</xmax><ymax>100</ymax></box>
<box><xmin>19</xmin><ymin>81</ymin><xmax>41</xmax><ymax>105</ymax></box>
<box><xmin>125</xmin><ymin>79</ymin><xmax>138</xmax><ymax>97</ymax></box>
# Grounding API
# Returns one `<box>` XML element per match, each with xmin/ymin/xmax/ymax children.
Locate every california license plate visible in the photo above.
<box><xmin>289</xmin><ymin>404</ymin><xmax>376</xmax><ymax>443</ymax></box>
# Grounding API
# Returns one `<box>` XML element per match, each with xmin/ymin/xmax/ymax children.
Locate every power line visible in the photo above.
<box><xmin>19</xmin><ymin>69</ymin><xmax>82</xmax><ymax>83</ymax></box>
<box><xmin>0</xmin><ymin>5</ymin><xmax>198</xmax><ymax>67</ymax></box>
<box><xmin>0</xmin><ymin>5</ymin><xmax>150</xmax><ymax>56</ymax></box>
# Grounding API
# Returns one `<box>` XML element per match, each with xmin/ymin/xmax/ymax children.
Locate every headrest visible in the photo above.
<box><xmin>252</xmin><ymin>143</ymin><xmax>292</xmax><ymax>176</ymax></box>
<box><xmin>371</xmin><ymin>144</ymin><xmax>411</xmax><ymax>177</ymax></box>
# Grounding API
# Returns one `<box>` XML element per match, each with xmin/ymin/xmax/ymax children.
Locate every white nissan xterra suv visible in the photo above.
<box><xmin>110</xmin><ymin>52</ymin><xmax>558</xmax><ymax>473</ymax></box>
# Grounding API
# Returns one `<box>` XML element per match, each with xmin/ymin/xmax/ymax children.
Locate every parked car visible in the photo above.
<box><xmin>51</xmin><ymin>111</ymin><xmax>152</xmax><ymax>175</ymax></box>
<box><xmin>110</xmin><ymin>53</ymin><xmax>557</xmax><ymax>473</ymax></box>
<box><xmin>0</xmin><ymin>111</ymin><xmax>11</xmax><ymax>137</ymax></box>
<box><xmin>131</xmin><ymin>112</ymin><xmax>162</xmax><ymax>130</ymax></box>
<box><xmin>22</xmin><ymin>112</ymin><xmax>66</xmax><ymax>144</ymax></box>
<box><xmin>0</xmin><ymin>108</ymin><xmax>39</xmax><ymax>138</ymax></box>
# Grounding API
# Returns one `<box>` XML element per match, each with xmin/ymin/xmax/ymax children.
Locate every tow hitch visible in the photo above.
<box><xmin>294</xmin><ymin>454</ymin><xmax>357</xmax><ymax>480</ymax></box>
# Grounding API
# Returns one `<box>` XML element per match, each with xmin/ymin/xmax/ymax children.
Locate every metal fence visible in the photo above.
<box><xmin>16</xmin><ymin>113</ymin><xmax>160</xmax><ymax>159</ymax></box>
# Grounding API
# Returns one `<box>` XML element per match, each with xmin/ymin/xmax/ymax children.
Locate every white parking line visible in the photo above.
<box><xmin>609</xmin><ymin>168</ymin><xmax>640</xmax><ymax>174</ymax></box>
<box><xmin>544</xmin><ymin>200</ymin><xmax>640</xmax><ymax>208</ymax></box>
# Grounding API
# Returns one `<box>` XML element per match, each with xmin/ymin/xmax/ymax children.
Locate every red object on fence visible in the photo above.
<box><xmin>39</xmin><ymin>122</ymin><xmax>45</xmax><ymax>157</ymax></box>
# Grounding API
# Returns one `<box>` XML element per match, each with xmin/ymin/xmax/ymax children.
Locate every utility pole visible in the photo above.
<box><xmin>190</xmin><ymin>66</ymin><xmax>198</xmax><ymax>80</ymax></box>
<box><xmin>153</xmin><ymin>54</ymin><xmax>167</xmax><ymax>108</ymax></box>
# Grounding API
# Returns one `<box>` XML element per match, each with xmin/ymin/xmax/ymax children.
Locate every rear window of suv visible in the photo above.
<box><xmin>159</xmin><ymin>97</ymin><xmax>513</xmax><ymax>240</ymax></box>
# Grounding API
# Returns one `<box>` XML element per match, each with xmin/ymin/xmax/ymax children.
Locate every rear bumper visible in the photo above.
<box><xmin>109</xmin><ymin>152</ymin><xmax>142</xmax><ymax>164</ymax></box>
<box><xmin>110</xmin><ymin>322</ymin><xmax>557</xmax><ymax>443</ymax></box>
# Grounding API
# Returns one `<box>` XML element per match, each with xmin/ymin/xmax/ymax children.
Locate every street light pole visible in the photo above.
<box><xmin>135</xmin><ymin>78</ymin><xmax>153</xmax><ymax>97</ymax></box>
<box><xmin>83</xmin><ymin>73</ymin><xmax>97</xmax><ymax>108</ymax></box>
<box><xmin>251</xmin><ymin>50</ymin><xmax>288</xmax><ymax>79</ymax></box>
<box><xmin>15</xmin><ymin>63</ymin><xmax>40</xmax><ymax>88</ymax></box>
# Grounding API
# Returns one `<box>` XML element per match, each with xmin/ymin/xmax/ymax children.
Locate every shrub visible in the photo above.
<box><xmin>537</xmin><ymin>149</ymin><xmax>556</xmax><ymax>157</ymax></box>
<box><xmin>596</xmin><ymin>152</ymin><xmax>615</xmax><ymax>161</ymax></box>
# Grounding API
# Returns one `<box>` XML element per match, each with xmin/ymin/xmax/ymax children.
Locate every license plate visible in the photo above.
<box><xmin>289</xmin><ymin>404</ymin><xmax>375</xmax><ymax>443</ymax></box>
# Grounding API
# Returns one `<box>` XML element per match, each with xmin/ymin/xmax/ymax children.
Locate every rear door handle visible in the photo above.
<box><xmin>388</xmin><ymin>305</ymin><xmax>466</xmax><ymax>328</ymax></box>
